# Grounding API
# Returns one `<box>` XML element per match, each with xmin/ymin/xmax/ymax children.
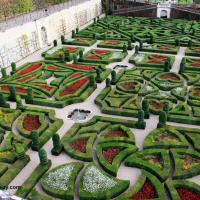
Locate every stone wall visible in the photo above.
<box><xmin>0</xmin><ymin>0</ymin><xmax>102</xmax><ymax>67</ymax></box>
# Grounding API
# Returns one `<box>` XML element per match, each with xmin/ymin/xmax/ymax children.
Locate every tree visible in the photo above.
<box><xmin>53</xmin><ymin>40</ymin><xmax>57</xmax><ymax>47</ymax></box>
<box><xmin>142</xmin><ymin>99</ymin><xmax>149</xmax><ymax>118</ymax></box>
<box><xmin>1</xmin><ymin>68</ymin><xmax>7</xmax><ymax>78</ymax></box>
<box><xmin>0</xmin><ymin>93</ymin><xmax>9</xmax><ymax>108</ymax></box>
<box><xmin>96</xmin><ymin>68</ymin><xmax>101</xmax><ymax>83</ymax></box>
<box><xmin>9</xmin><ymin>86</ymin><xmax>16</xmax><ymax>101</ymax></box>
<box><xmin>39</xmin><ymin>148</ymin><xmax>48</xmax><ymax>165</ymax></box>
<box><xmin>31</xmin><ymin>131</ymin><xmax>39</xmax><ymax>150</ymax></box>
<box><xmin>157</xmin><ymin>111</ymin><xmax>167</xmax><ymax>128</ymax></box>
<box><xmin>106</xmin><ymin>78</ymin><xmax>111</xmax><ymax>87</ymax></box>
<box><xmin>111</xmin><ymin>70</ymin><xmax>117</xmax><ymax>85</ymax></box>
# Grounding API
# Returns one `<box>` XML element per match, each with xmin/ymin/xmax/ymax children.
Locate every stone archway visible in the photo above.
<box><xmin>161</xmin><ymin>10</ymin><xmax>168</xmax><ymax>18</ymax></box>
<box><xmin>41</xmin><ymin>26</ymin><xmax>48</xmax><ymax>46</ymax></box>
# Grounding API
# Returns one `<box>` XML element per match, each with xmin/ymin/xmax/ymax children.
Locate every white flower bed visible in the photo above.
<box><xmin>174</xmin><ymin>87</ymin><xmax>183</xmax><ymax>94</ymax></box>
<box><xmin>83</xmin><ymin>166</ymin><xmax>117</xmax><ymax>193</ymax></box>
<box><xmin>46</xmin><ymin>47</ymin><xmax>61</xmax><ymax>55</ymax></box>
<box><xmin>146</xmin><ymin>85</ymin><xmax>153</xmax><ymax>91</ymax></box>
<box><xmin>110</xmin><ymin>52</ymin><xmax>123</xmax><ymax>59</ymax></box>
<box><xmin>42</xmin><ymin>165</ymin><xmax>74</xmax><ymax>191</ymax></box>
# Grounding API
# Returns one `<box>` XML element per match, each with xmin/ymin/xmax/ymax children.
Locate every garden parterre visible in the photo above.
<box><xmin>1</xmin><ymin>15</ymin><xmax>200</xmax><ymax>200</ymax></box>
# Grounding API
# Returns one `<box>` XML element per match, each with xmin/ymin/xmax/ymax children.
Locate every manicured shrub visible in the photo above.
<box><xmin>51</xmin><ymin>133</ymin><xmax>62</xmax><ymax>155</ymax></box>
<box><xmin>11</xmin><ymin>62</ymin><xmax>16</xmax><ymax>73</ymax></box>
<box><xmin>93</xmin><ymin>33</ymin><xmax>97</xmax><ymax>39</ymax></box>
<box><xmin>60</xmin><ymin>53</ymin><xmax>65</xmax><ymax>62</ymax></box>
<box><xmin>90</xmin><ymin>75</ymin><xmax>95</xmax><ymax>86</ymax></box>
<box><xmin>149</xmin><ymin>34</ymin><xmax>154</xmax><ymax>44</ymax></box>
<box><xmin>157</xmin><ymin>111</ymin><xmax>167</xmax><ymax>128</ymax></box>
<box><xmin>164</xmin><ymin>61</ymin><xmax>170</xmax><ymax>72</ymax></box>
<box><xmin>139</xmin><ymin>41</ymin><xmax>143</xmax><ymax>50</ymax></box>
<box><xmin>131</xmin><ymin>33</ymin><xmax>135</xmax><ymax>42</ymax></box>
<box><xmin>53</xmin><ymin>40</ymin><xmax>57</xmax><ymax>47</ymax></box>
<box><xmin>0</xmin><ymin>93</ymin><xmax>9</xmax><ymax>108</ymax></box>
<box><xmin>61</xmin><ymin>35</ymin><xmax>65</xmax><ymax>44</ymax></box>
<box><xmin>128</xmin><ymin>40</ymin><xmax>132</xmax><ymax>50</ymax></box>
<box><xmin>9</xmin><ymin>85</ymin><xmax>16</xmax><ymax>101</ymax></box>
<box><xmin>136</xmin><ymin>110</ymin><xmax>146</xmax><ymax>129</ymax></box>
<box><xmin>76</xmin><ymin>28</ymin><xmax>79</xmax><ymax>34</ymax></box>
<box><xmin>39</xmin><ymin>148</ymin><xmax>48</xmax><ymax>165</ymax></box>
<box><xmin>175</xmin><ymin>39</ymin><xmax>180</xmax><ymax>47</ymax></box>
<box><xmin>1</xmin><ymin>68</ymin><xmax>7</xmax><ymax>78</ymax></box>
<box><xmin>96</xmin><ymin>68</ymin><xmax>101</xmax><ymax>83</ymax></box>
<box><xmin>179</xmin><ymin>62</ymin><xmax>185</xmax><ymax>74</ymax></box>
<box><xmin>73</xmin><ymin>55</ymin><xmax>78</xmax><ymax>64</ymax></box>
<box><xmin>26</xmin><ymin>88</ymin><xmax>33</xmax><ymax>103</ymax></box>
<box><xmin>31</xmin><ymin>131</ymin><xmax>39</xmax><ymax>150</ymax></box>
<box><xmin>79</xmin><ymin>50</ymin><xmax>84</xmax><ymax>61</ymax></box>
<box><xmin>163</xmin><ymin>102</ymin><xmax>169</xmax><ymax>113</ymax></box>
<box><xmin>188</xmin><ymin>39</ymin><xmax>192</xmax><ymax>47</ymax></box>
<box><xmin>142</xmin><ymin>99</ymin><xmax>149</xmax><ymax>118</ymax></box>
<box><xmin>123</xmin><ymin>44</ymin><xmax>127</xmax><ymax>53</ymax></box>
<box><xmin>72</xmin><ymin>30</ymin><xmax>75</xmax><ymax>38</ymax></box>
<box><xmin>106</xmin><ymin>78</ymin><xmax>111</xmax><ymax>87</ymax></box>
<box><xmin>111</xmin><ymin>70</ymin><xmax>117</xmax><ymax>85</ymax></box>
<box><xmin>16</xmin><ymin>144</ymin><xmax>26</xmax><ymax>160</ymax></box>
<box><xmin>16</xmin><ymin>95</ymin><xmax>24</xmax><ymax>110</ymax></box>
<box><xmin>135</xmin><ymin>45</ymin><xmax>139</xmax><ymax>54</ymax></box>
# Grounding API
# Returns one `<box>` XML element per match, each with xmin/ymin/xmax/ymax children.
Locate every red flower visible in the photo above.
<box><xmin>65</xmin><ymin>47</ymin><xmax>77</xmax><ymax>52</ymax></box>
<box><xmin>194</xmin><ymin>47</ymin><xmax>200</xmax><ymax>52</ymax></box>
<box><xmin>69</xmin><ymin>72</ymin><xmax>81</xmax><ymax>79</ymax></box>
<box><xmin>191</xmin><ymin>63</ymin><xmax>200</xmax><ymax>68</ymax></box>
<box><xmin>177</xmin><ymin>188</ymin><xmax>200</xmax><ymax>200</ymax></box>
<box><xmin>23</xmin><ymin>115</ymin><xmax>41</xmax><ymax>131</ymax></box>
<box><xmin>160</xmin><ymin>74</ymin><xmax>179</xmax><ymax>81</ymax></box>
<box><xmin>37</xmin><ymin>84</ymin><xmax>53</xmax><ymax>91</ymax></box>
<box><xmin>150</xmin><ymin>101</ymin><xmax>164</xmax><ymax>110</ymax></box>
<box><xmin>95</xmin><ymin>49</ymin><xmax>109</xmax><ymax>55</ymax></box>
<box><xmin>130</xmin><ymin>181</ymin><xmax>156</xmax><ymax>200</ymax></box>
<box><xmin>158</xmin><ymin>47</ymin><xmax>170</xmax><ymax>50</ymax></box>
<box><xmin>19</xmin><ymin>63</ymin><xmax>41</xmax><ymax>76</ymax></box>
<box><xmin>70</xmin><ymin>138</ymin><xmax>87</xmax><ymax>153</ymax></box>
<box><xmin>66</xmin><ymin>64</ymin><xmax>95</xmax><ymax>71</ymax></box>
<box><xmin>102</xmin><ymin>148</ymin><xmax>121</xmax><ymax>164</ymax></box>
<box><xmin>194</xmin><ymin>89</ymin><xmax>200</xmax><ymax>97</ymax></box>
<box><xmin>122</xmin><ymin>82</ymin><xmax>135</xmax><ymax>89</ymax></box>
<box><xmin>59</xmin><ymin>77</ymin><xmax>89</xmax><ymax>97</ymax></box>
<box><xmin>86</xmin><ymin>55</ymin><xmax>101</xmax><ymax>60</ymax></box>
<box><xmin>148</xmin><ymin>60</ymin><xmax>164</xmax><ymax>64</ymax></box>
<box><xmin>18</xmin><ymin>74</ymin><xmax>36</xmax><ymax>83</ymax></box>
<box><xmin>1</xmin><ymin>85</ymin><xmax>28</xmax><ymax>94</ymax></box>
<box><xmin>152</xmin><ymin>55</ymin><xmax>168</xmax><ymax>59</ymax></box>
<box><xmin>47</xmin><ymin>65</ymin><xmax>59</xmax><ymax>70</ymax></box>
<box><xmin>105</xmin><ymin>130</ymin><xmax>127</xmax><ymax>138</ymax></box>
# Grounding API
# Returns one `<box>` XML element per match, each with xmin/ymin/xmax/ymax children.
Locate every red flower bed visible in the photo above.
<box><xmin>158</xmin><ymin>47</ymin><xmax>170</xmax><ymax>50</ymax></box>
<box><xmin>130</xmin><ymin>181</ymin><xmax>156</xmax><ymax>200</ymax></box>
<box><xmin>86</xmin><ymin>55</ymin><xmax>101</xmax><ymax>60</ymax></box>
<box><xmin>19</xmin><ymin>63</ymin><xmax>41</xmax><ymax>76</ymax></box>
<box><xmin>122</xmin><ymin>82</ymin><xmax>135</xmax><ymax>89</ymax></box>
<box><xmin>65</xmin><ymin>47</ymin><xmax>77</xmax><ymax>52</ymax></box>
<box><xmin>105</xmin><ymin>130</ymin><xmax>127</xmax><ymax>138</ymax></box>
<box><xmin>150</xmin><ymin>101</ymin><xmax>164</xmax><ymax>110</ymax></box>
<box><xmin>95</xmin><ymin>49</ymin><xmax>109</xmax><ymax>55</ymax></box>
<box><xmin>23</xmin><ymin>115</ymin><xmax>41</xmax><ymax>131</ymax></box>
<box><xmin>152</xmin><ymin>55</ymin><xmax>168</xmax><ymax>59</ymax></box>
<box><xmin>18</xmin><ymin>74</ymin><xmax>36</xmax><ymax>83</ymax></box>
<box><xmin>77</xmin><ymin>38</ymin><xmax>91</xmax><ymax>43</ymax></box>
<box><xmin>105</xmin><ymin>40</ymin><xmax>120</xmax><ymax>45</ymax></box>
<box><xmin>148</xmin><ymin>60</ymin><xmax>164</xmax><ymax>64</ymax></box>
<box><xmin>195</xmin><ymin>89</ymin><xmax>200</xmax><ymax>97</ymax></box>
<box><xmin>102</xmin><ymin>147</ymin><xmax>121</xmax><ymax>164</ymax></box>
<box><xmin>66</xmin><ymin>64</ymin><xmax>95</xmax><ymax>71</ymax></box>
<box><xmin>160</xmin><ymin>74</ymin><xmax>179</xmax><ymax>81</ymax></box>
<box><xmin>47</xmin><ymin>65</ymin><xmax>59</xmax><ymax>70</ymax></box>
<box><xmin>194</xmin><ymin>47</ymin><xmax>200</xmax><ymax>52</ymax></box>
<box><xmin>69</xmin><ymin>72</ymin><xmax>81</xmax><ymax>79</ymax></box>
<box><xmin>1</xmin><ymin>85</ymin><xmax>28</xmax><ymax>94</ymax></box>
<box><xmin>59</xmin><ymin>77</ymin><xmax>89</xmax><ymax>97</ymax></box>
<box><xmin>177</xmin><ymin>188</ymin><xmax>200</xmax><ymax>200</ymax></box>
<box><xmin>37</xmin><ymin>84</ymin><xmax>53</xmax><ymax>92</ymax></box>
<box><xmin>70</xmin><ymin>138</ymin><xmax>87</xmax><ymax>153</ymax></box>
<box><xmin>193</xmin><ymin>59</ymin><xmax>200</xmax><ymax>63</ymax></box>
<box><xmin>191</xmin><ymin>63</ymin><xmax>200</xmax><ymax>68</ymax></box>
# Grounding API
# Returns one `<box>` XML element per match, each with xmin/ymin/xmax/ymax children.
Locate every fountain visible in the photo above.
<box><xmin>67</xmin><ymin>109</ymin><xmax>91</xmax><ymax>121</ymax></box>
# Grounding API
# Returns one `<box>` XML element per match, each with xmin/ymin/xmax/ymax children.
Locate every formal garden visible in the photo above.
<box><xmin>1</xmin><ymin>15</ymin><xmax>200</xmax><ymax>200</ymax></box>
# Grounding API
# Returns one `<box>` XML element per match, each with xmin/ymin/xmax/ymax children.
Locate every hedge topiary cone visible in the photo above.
<box><xmin>157</xmin><ymin>111</ymin><xmax>167</xmax><ymax>128</ymax></box>
<box><xmin>31</xmin><ymin>131</ymin><xmax>39</xmax><ymax>150</ymax></box>
<box><xmin>0</xmin><ymin>93</ymin><xmax>9</xmax><ymax>108</ymax></box>
<box><xmin>39</xmin><ymin>148</ymin><xmax>48</xmax><ymax>165</ymax></box>
<box><xmin>9</xmin><ymin>86</ymin><xmax>16</xmax><ymax>101</ymax></box>
<box><xmin>136</xmin><ymin>110</ymin><xmax>146</xmax><ymax>129</ymax></box>
<box><xmin>142</xmin><ymin>99</ymin><xmax>150</xmax><ymax>118</ymax></box>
